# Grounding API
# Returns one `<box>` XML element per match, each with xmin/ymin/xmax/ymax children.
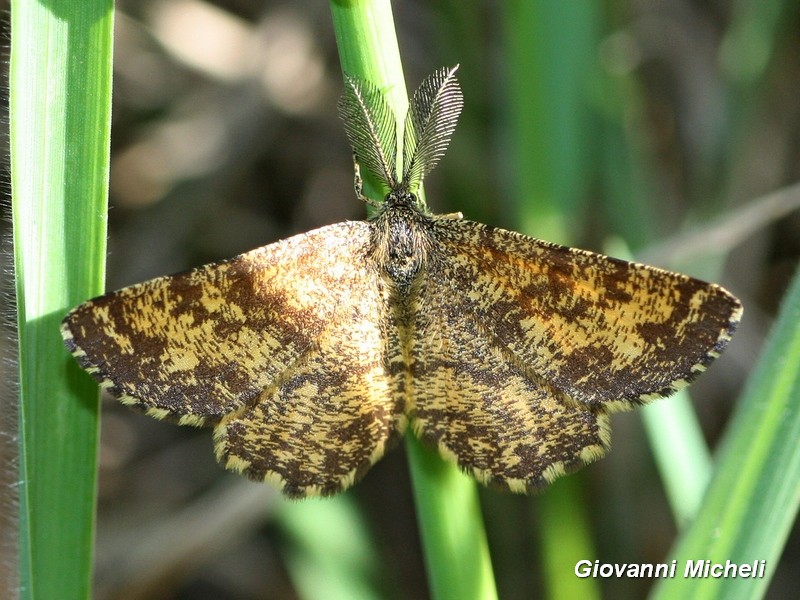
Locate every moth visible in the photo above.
<box><xmin>62</xmin><ymin>66</ymin><xmax>742</xmax><ymax>498</ymax></box>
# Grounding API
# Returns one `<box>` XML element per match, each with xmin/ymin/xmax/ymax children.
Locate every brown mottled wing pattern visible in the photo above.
<box><xmin>432</xmin><ymin>219</ymin><xmax>741</xmax><ymax>409</ymax></box>
<box><xmin>409</xmin><ymin>218</ymin><xmax>741</xmax><ymax>491</ymax></box>
<box><xmin>61</xmin><ymin>68</ymin><xmax>745</xmax><ymax>497</ymax></box>
<box><xmin>409</xmin><ymin>279</ymin><xmax>611</xmax><ymax>491</ymax></box>
<box><xmin>213</xmin><ymin>273</ymin><xmax>406</xmax><ymax>497</ymax></box>
<box><xmin>61</xmin><ymin>221</ymin><xmax>376</xmax><ymax>425</ymax></box>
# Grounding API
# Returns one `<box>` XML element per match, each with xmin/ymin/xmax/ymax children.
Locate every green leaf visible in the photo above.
<box><xmin>407</xmin><ymin>438</ymin><xmax>498</xmax><ymax>600</ymax></box>
<box><xmin>330</xmin><ymin>0</ymin><xmax>408</xmax><ymax>207</ymax></box>
<box><xmin>11</xmin><ymin>1</ymin><xmax>113</xmax><ymax>597</ymax></box>
<box><xmin>652</xmin><ymin>267</ymin><xmax>800</xmax><ymax>600</ymax></box>
<box><xmin>278</xmin><ymin>497</ymin><xmax>384</xmax><ymax>600</ymax></box>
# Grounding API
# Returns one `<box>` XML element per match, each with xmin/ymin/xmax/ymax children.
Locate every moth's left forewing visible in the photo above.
<box><xmin>433</xmin><ymin>218</ymin><xmax>742</xmax><ymax>411</ymax></box>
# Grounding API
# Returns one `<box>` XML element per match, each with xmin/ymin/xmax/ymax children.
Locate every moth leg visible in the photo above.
<box><xmin>433</xmin><ymin>211</ymin><xmax>464</xmax><ymax>221</ymax></box>
<box><xmin>353</xmin><ymin>153</ymin><xmax>381</xmax><ymax>209</ymax></box>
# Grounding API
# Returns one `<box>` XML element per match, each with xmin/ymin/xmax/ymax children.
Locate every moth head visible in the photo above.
<box><xmin>383</xmin><ymin>188</ymin><xmax>422</xmax><ymax>212</ymax></box>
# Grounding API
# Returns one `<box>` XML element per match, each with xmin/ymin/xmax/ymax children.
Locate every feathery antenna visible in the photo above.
<box><xmin>338</xmin><ymin>75</ymin><xmax>399</xmax><ymax>193</ymax></box>
<box><xmin>402</xmin><ymin>65</ymin><xmax>463</xmax><ymax>192</ymax></box>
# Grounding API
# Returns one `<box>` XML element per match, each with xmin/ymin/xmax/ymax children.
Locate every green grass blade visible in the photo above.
<box><xmin>652</xmin><ymin>268</ymin><xmax>800</xmax><ymax>600</ymax></box>
<box><xmin>536</xmin><ymin>478</ymin><xmax>599</xmax><ymax>600</ymax></box>
<box><xmin>503</xmin><ymin>0</ymin><xmax>600</xmax><ymax>246</ymax></box>
<box><xmin>720</xmin><ymin>0</ymin><xmax>798</xmax><ymax>116</ymax></box>
<box><xmin>714</xmin><ymin>0</ymin><xmax>798</xmax><ymax>210</ymax></box>
<box><xmin>329</xmin><ymin>3</ymin><xmax>497</xmax><ymax>599</ymax></box>
<box><xmin>10</xmin><ymin>1</ymin><xmax>114</xmax><ymax>597</ymax></box>
<box><xmin>330</xmin><ymin>0</ymin><xmax>407</xmax><ymax>208</ymax></box>
<box><xmin>641</xmin><ymin>391</ymin><xmax>713</xmax><ymax>528</ymax></box>
<box><xmin>721</xmin><ymin>0</ymin><xmax>796</xmax><ymax>85</ymax></box>
<box><xmin>406</xmin><ymin>438</ymin><xmax>498</xmax><ymax>600</ymax></box>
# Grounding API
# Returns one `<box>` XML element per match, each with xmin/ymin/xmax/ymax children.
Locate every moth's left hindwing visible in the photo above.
<box><xmin>213</xmin><ymin>271</ymin><xmax>405</xmax><ymax>497</ymax></box>
<box><xmin>61</xmin><ymin>221</ymin><xmax>374</xmax><ymax>425</ymax></box>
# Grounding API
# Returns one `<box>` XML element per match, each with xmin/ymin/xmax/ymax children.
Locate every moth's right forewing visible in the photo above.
<box><xmin>62</xmin><ymin>221</ymin><xmax>374</xmax><ymax>424</ymax></box>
